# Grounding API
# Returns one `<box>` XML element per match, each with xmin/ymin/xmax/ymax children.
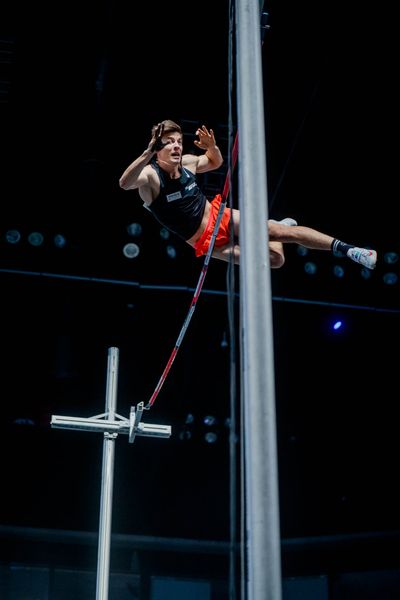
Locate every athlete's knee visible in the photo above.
<box><xmin>270</xmin><ymin>251</ymin><xmax>285</xmax><ymax>269</ymax></box>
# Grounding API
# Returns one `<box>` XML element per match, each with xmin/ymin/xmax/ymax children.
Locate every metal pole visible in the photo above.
<box><xmin>235</xmin><ymin>1</ymin><xmax>282</xmax><ymax>599</ymax></box>
<box><xmin>51</xmin><ymin>346</ymin><xmax>170</xmax><ymax>600</ymax></box>
<box><xmin>96</xmin><ymin>347</ymin><xmax>119</xmax><ymax>600</ymax></box>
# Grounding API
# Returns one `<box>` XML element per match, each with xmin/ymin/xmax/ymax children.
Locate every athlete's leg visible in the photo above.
<box><xmin>268</xmin><ymin>221</ymin><xmax>377</xmax><ymax>269</ymax></box>
<box><xmin>211</xmin><ymin>241</ymin><xmax>284</xmax><ymax>268</ymax></box>
<box><xmin>211</xmin><ymin>206</ymin><xmax>285</xmax><ymax>268</ymax></box>
<box><xmin>268</xmin><ymin>222</ymin><xmax>334</xmax><ymax>250</ymax></box>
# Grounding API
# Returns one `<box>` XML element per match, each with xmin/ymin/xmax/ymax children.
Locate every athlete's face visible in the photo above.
<box><xmin>159</xmin><ymin>132</ymin><xmax>183</xmax><ymax>164</ymax></box>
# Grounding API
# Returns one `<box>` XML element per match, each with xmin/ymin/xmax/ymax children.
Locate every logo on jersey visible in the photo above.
<box><xmin>166</xmin><ymin>191</ymin><xmax>182</xmax><ymax>202</ymax></box>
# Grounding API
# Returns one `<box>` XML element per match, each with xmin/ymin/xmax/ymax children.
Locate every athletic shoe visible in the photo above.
<box><xmin>347</xmin><ymin>247</ymin><xmax>377</xmax><ymax>270</ymax></box>
<box><xmin>269</xmin><ymin>217</ymin><xmax>298</xmax><ymax>227</ymax></box>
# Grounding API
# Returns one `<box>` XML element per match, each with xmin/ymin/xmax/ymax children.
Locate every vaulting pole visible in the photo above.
<box><xmin>235</xmin><ymin>1</ymin><xmax>282</xmax><ymax>598</ymax></box>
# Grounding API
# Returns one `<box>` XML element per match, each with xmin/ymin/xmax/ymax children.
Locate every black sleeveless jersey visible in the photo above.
<box><xmin>147</xmin><ymin>161</ymin><xmax>207</xmax><ymax>240</ymax></box>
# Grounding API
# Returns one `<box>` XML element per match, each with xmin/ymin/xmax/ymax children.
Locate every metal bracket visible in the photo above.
<box><xmin>51</xmin><ymin>402</ymin><xmax>171</xmax><ymax>442</ymax></box>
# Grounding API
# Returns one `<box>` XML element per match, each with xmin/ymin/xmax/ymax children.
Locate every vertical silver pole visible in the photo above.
<box><xmin>96</xmin><ymin>347</ymin><xmax>119</xmax><ymax>600</ymax></box>
<box><xmin>235</xmin><ymin>1</ymin><xmax>282</xmax><ymax>599</ymax></box>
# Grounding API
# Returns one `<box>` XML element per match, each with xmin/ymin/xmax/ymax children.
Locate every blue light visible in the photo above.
<box><xmin>333</xmin><ymin>265</ymin><xmax>345</xmax><ymax>278</ymax></box>
<box><xmin>383</xmin><ymin>272</ymin><xmax>398</xmax><ymax>285</ymax></box>
<box><xmin>54</xmin><ymin>233</ymin><xmax>67</xmax><ymax>248</ymax></box>
<box><xmin>384</xmin><ymin>251</ymin><xmax>398</xmax><ymax>265</ymax></box>
<box><xmin>127</xmin><ymin>222</ymin><xmax>142</xmax><ymax>237</ymax></box>
<box><xmin>332</xmin><ymin>320</ymin><xmax>343</xmax><ymax>331</ymax></box>
<box><xmin>28</xmin><ymin>231</ymin><xmax>44</xmax><ymax>246</ymax></box>
<box><xmin>304</xmin><ymin>261</ymin><xmax>317</xmax><ymax>275</ymax></box>
<box><xmin>5</xmin><ymin>229</ymin><xmax>21</xmax><ymax>244</ymax></box>
<box><xmin>297</xmin><ymin>246</ymin><xmax>308</xmax><ymax>257</ymax></box>
<box><xmin>360</xmin><ymin>267</ymin><xmax>372</xmax><ymax>280</ymax></box>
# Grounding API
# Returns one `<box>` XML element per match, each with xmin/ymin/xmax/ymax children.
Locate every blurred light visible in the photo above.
<box><xmin>296</xmin><ymin>246</ymin><xmax>308</xmax><ymax>257</ymax></box>
<box><xmin>5</xmin><ymin>229</ymin><xmax>21</xmax><ymax>244</ymax></box>
<box><xmin>160</xmin><ymin>227</ymin><xmax>170</xmax><ymax>240</ymax></box>
<box><xmin>332</xmin><ymin>249</ymin><xmax>345</xmax><ymax>258</ymax></box>
<box><xmin>333</xmin><ymin>265</ymin><xmax>345</xmax><ymax>278</ymax></box>
<box><xmin>166</xmin><ymin>245</ymin><xmax>177</xmax><ymax>259</ymax></box>
<box><xmin>204</xmin><ymin>431</ymin><xmax>218</xmax><ymax>444</ymax></box>
<box><xmin>179</xmin><ymin>429</ymin><xmax>192</xmax><ymax>441</ymax></box>
<box><xmin>54</xmin><ymin>233</ymin><xmax>67</xmax><ymax>248</ymax></box>
<box><xmin>185</xmin><ymin>413</ymin><xmax>194</xmax><ymax>425</ymax></box>
<box><xmin>220</xmin><ymin>331</ymin><xmax>228</xmax><ymax>348</ymax></box>
<box><xmin>304</xmin><ymin>261</ymin><xmax>317</xmax><ymax>275</ymax></box>
<box><xmin>14</xmin><ymin>417</ymin><xmax>35</xmax><ymax>426</ymax></box>
<box><xmin>28</xmin><ymin>231</ymin><xmax>44</xmax><ymax>246</ymax></box>
<box><xmin>204</xmin><ymin>415</ymin><xmax>217</xmax><ymax>426</ymax></box>
<box><xmin>383</xmin><ymin>272</ymin><xmax>398</xmax><ymax>285</ymax></box>
<box><xmin>384</xmin><ymin>251</ymin><xmax>399</xmax><ymax>265</ymax></box>
<box><xmin>360</xmin><ymin>267</ymin><xmax>372</xmax><ymax>280</ymax></box>
<box><xmin>332</xmin><ymin>320</ymin><xmax>343</xmax><ymax>331</ymax></box>
<box><xmin>127</xmin><ymin>222</ymin><xmax>142</xmax><ymax>237</ymax></box>
<box><xmin>123</xmin><ymin>242</ymin><xmax>140</xmax><ymax>258</ymax></box>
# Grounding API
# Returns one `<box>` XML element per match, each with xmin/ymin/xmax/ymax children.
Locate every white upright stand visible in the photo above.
<box><xmin>51</xmin><ymin>347</ymin><xmax>171</xmax><ymax>600</ymax></box>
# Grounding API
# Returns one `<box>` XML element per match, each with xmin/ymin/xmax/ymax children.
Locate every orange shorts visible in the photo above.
<box><xmin>194</xmin><ymin>194</ymin><xmax>232</xmax><ymax>257</ymax></box>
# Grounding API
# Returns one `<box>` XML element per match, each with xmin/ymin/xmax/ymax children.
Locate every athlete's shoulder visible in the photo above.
<box><xmin>182</xmin><ymin>153</ymin><xmax>199</xmax><ymax>172</ymax></box>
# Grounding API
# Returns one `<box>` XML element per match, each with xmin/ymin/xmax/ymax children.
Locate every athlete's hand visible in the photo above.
<box><xmin>150</xmin><ymin>122</ymin><xmax>167</xmax><ymax>153</ymax></box>
<box><xmin>194</xmin><ymin>125</ymin><xmax>216</xmax><ymax>151</ymax></box>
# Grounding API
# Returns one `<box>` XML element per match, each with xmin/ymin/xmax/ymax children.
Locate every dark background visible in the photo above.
<box><xmin>1</xmin><ymin>0</ymin><xmax>399</xmax><ymax>594</ymax></box>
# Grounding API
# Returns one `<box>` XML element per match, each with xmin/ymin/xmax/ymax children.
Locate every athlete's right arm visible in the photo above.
<box><xmin>119</xmin><ymin>149</ymin><xmax>155</xmax><ymax>190</ymax></box>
